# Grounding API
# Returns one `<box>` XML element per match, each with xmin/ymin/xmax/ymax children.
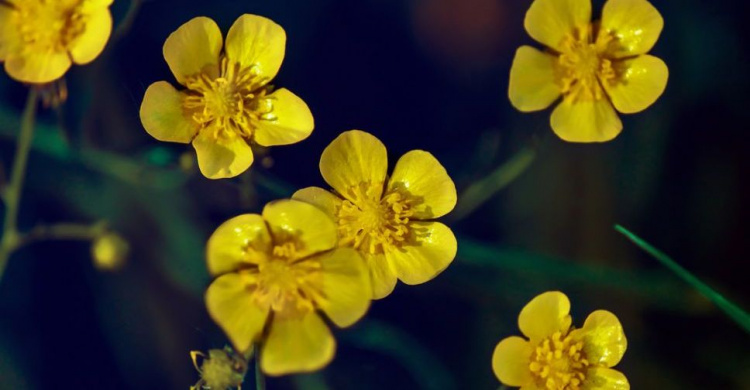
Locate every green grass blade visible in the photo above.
<box><xmin>615</xmin><ymin>224</ymin><xmax>750</xmax><ymax>333</ymax></box>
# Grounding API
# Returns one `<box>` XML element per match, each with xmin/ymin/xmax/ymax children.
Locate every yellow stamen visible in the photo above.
<box><xmin>12</xmin><ymin>0</ymin><xmax>88</xmax><ymax>53</ymax></box>
<box><xmin>556</xmin><ymin>26</ymin><xmax>617</xmax><ymax>103</ymax></box>
<box><xmin>336</xmin><ymin>182</ymin><xmax>414</xmax><ymax>255</ymax></box>
<box><xmin>182</xmin><ymin>57</ymin><xmax>277</xmax><ymax>141</ymax></box>
<box><xmin>528</xmin><ymin>331</ymin><xmax>590</xmax><ymax>390</ymax></box>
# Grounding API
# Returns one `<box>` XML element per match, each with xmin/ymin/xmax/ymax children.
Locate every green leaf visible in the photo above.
<box><xmin>615</xmin><ymin>225</ymin><xmax>750</xmax><ymax>333</ymax></box>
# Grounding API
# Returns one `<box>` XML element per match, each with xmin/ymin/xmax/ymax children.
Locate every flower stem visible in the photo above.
<box><xmin>0</xmin><ymin>88</ymin><xmax>38</xmax><ymax>281</ymax></box>
<box><xmin>254</xmin><ymin>342</ymin><xmax>265</xmax><ymax>390</ymax></box>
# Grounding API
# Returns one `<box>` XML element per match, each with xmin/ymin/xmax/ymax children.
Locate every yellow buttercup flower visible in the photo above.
<box><xmin>492</xmin><ymin>291</ymin><xmax>629</xmax><ymax>390</ymax></box>
<box><xmin>140</xmin><ymin>15</ymin><xmax>314</xmax><ymax>179</ymax></box>
<box><xmin>0</xmin><ymin>0</ymin><xmax>113</xmax><ymax>83</ymax></box>
<box><xmin>204</xmin><ymin>199</ymin><xmax>370</xmax><ymax>375</ymax></box>
<box><xmin>293</xmin><ymin>130</ymin><xmax>457</xmax><ymax>299</ymax></box>
<box><xmin>509</xmin><ymin>0</ymin><xmax>668</xmax><ymax>142</ymax></box>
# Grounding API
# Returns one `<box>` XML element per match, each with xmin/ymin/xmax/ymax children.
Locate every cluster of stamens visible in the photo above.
<box><xmin>183</xmin><ymin>57</ymin><xmax>276</xmax><ymax>141</ymax></box>
<box><xmin>244</xmin><ymin>241</ymin><xmax>323</xmax><ymax>316</ymax></box>
<box><xmin>336</xmin><ymin>182</ymin><xmax>414</xmax><ymax>255</ymax></box>
<box><xmin>14</xmin><ymin>0</ymin><xmax>87</xmax><ymax>53</ymax></box>
<box><xmin>529</xmin><ymin>331</ymin><xmax>590</xmax><ymax>390</ymax></box>
<box><xmin>556</xmin><ymin>26</ymin><xmax>617</xmax><ymax>102</ymax></box>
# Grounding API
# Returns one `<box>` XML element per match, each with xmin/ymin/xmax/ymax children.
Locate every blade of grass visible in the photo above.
<box><xmin>615</xmin><ymin>224</ymin><xmax>750</xmax><ymax>333</ymax></box>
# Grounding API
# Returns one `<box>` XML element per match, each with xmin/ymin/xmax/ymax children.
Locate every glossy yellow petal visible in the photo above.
<box><xmin>206</xmin><ymin>214</ymin><xmax>272</xmax><ymax>276</ymax></box>
<box><xmin>225</xmin><ymin>14</ymin><xmax>286</xmax><ymax>82</ymax></box>
<box><xmin>601</xmin><ymin>0</ymin><xmax>663</xmax><ymax>58</ymax></box>
<box><xmin>292</xmin><ymin>187</ymin><xmax>343</xmax><ymax>217</ymax></box>
<box><xmin>4</xmin><ymin>49</ymin><xmax>71</xmax><ymax>84</ymax></box>
<box><xmin>387</xmin><ymin>222</ymin><xmax>457</xmax><ymax>285</ymax></box>
<box><xmin>261</xmin><ymin>199</ymin><xmax>337</xmax><ymax>259</ymax></box>
<box><xmin>367</xmin><ymin>253</ymin><xmax>398</xmax><ymax>300</ymax></box>
<box><xmin>550</xmin><ymin>99</ymin><xmax>623</xmax><ymax>143</ymax></box>
<box><xmin>68</xmin><ymin>8</ymin><xmax>112</xmax><ymax>64</ymax></box>
<box><xmin>253</xmin><ymin>88</ymin><xmax>314</xmax><ymax>146</ymax></box>
<box><xmin>140</xmin><ymin>81</ymin><xmax>198</xmax><ymax>143</ymax></box>
<box><xmin>0</xmin><ymin>5</ymin><xmax>17</xmax><ymax>61</ymax></box>
<box><xmin>492</xmin><ymin>336</ymin><xmax>534</xmax><ymax>387</ymax></box>
<box><xmin>572</xmin><ymin>310</ymin><xmax>627</xmax><ymax>368</ymax></box>
<box><xmin>604</xmin><ymin>55</ymin><xmax>668</xmax><ymax>114</ymax></box>
<box><xmin>205</xmin><ymin>273</ymin><xmax>269</xmax><ymax>353</ymax></box>
<box><xmin>509</xmin><ymin>46</ymin><xmax>561</xmax><ymax>112</ymax></box>
<box><xmin>261</xmin><ymin>313</ymin><xmax>335</xmax><ymax>376</ymax></box>
<box><xmin>163</xmin><ymin>17</ymin><xmax>222</xmax><ymax>85</ymax></box>
<box><xmin>388</xmin><ymin>151</ymin><xmax>457</xmax><ymax>219</ymax></box>
<box><xmin>583</xmin><ymin>367</ymin><xmax>630</xmax><ymax>390</ymax></box>
<box><xmin>518</xmin><ymin>291</ymin><xmax>571</xmax><ymax>340</ymax></box>
<box><xmin>319</xmin><ymin>130</ymin><xmax>388</xmax><ymax>200</ymax></box>
<box><xmin>524</xmin><ymin>0</ymin><xmax>591</xmax><ymax>51</ymax></box>
<box><xmin>192</xmin><ymin>129</ymin><xmax>254</xmax><ymax>179</ymax></box>
<box><xmin>316</xmin><ymin>248</ymin><xmax>371</xmax><ymax>327</ymax></box>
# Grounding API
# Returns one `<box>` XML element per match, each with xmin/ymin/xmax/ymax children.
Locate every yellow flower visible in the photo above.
<box><xmin>492</xmin><ymin>291</ymin><xmax>629</xmax><ymax>390</ymax></box>
<box><xmin>509</xmin><ymin>0</ymin><xmax>668</xmax><ymax>142</ymax></box>
<box><xmin>0</xmin><ymin>0</ymin><xmax>113</xmax><ymax>83</ymax></box>
<box><xmin>204</xmin><ymin>199</ymin><xmax>370</xmax><ymax>375</ymax></box>
<box><xmin>293</xmin><ymin>130</ymin><xmax>457</xmax><ymax>299</ymax></box>
<box><xmin>140</xmin><ymin>15</ymin><xmax>314</xmax><ymax>179</ymax></box>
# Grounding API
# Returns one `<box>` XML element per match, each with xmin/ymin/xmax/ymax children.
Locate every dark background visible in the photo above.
<box><xmin>1</xmin><ymin>0</ymin><xmax>748</xmax><ymax>388</ymax></box>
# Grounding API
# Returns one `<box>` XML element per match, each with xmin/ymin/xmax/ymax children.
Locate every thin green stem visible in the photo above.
<box><xmin>615</xmin><ymin>224</ymin><xmax>750</xmax><ymax>333</ymax></box>
<box><xmin>0</xmin><ymin>88</ymin><xmax>38</xmax><ymax>280</ymax></box>
<box><xmin>254</xmin><ymin>342</ymin><xmax>265</xmax><ymax>390</ymax></box>
<box><xmin>113</xmin><ymin>0</ymin><xmax>142</xmax><ymax>40</ymax></box>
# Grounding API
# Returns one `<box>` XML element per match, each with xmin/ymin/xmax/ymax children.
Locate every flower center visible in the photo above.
<box><xmin>336</xmin><ymin>182</ymin><xmax>414</xmax><ymax>255</ymax></box>
<box><xmin>183</xmin><ymin>58</ymin><xmax>277</xmax><ymax>141</ymax></box>
<box><xmin>556</xmin><ymin>27</ymin><xmax>616</xmax><ymax>102</ymax></box>
<box><xmin>13</xmin><ymin>0</ymin><xmax>87</xmax><ymax>53</ymax></box>
<box><xmin>529</xmin><ymin>331</ymin><xmax>590</xmax><ymax>390</ymax></box>
<box><xmin>246</xmin><ymin>242</ymin><xmax>323</xmax><ymax>316</ymax></box>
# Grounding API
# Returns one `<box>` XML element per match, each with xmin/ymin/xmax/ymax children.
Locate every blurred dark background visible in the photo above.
<box><xmin>1</xmin><ymin>0</ymin><xmax>748</xmax><ymax>388</ymax></box>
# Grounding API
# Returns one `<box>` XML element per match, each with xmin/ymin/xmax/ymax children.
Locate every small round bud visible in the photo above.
<box><xmin>192</xmin><ymin>348</ymin><xmax>247</xmax><ymax>390</ymax></box>
<box><xmin>91</xmin><ymin>233</ymin><xmax>129</xmax><ymax>271</ymax></box>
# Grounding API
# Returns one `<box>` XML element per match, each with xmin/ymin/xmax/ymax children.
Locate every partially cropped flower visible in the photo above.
<box><xmin>0</xmin><ymin>0</ymin><xmax>113</xmax><ymax>83</ymax></box>
<box><xmin>205</xmin><ymin>200</ymin><xmax>370</xmax><ymax>375</ymax></box>
<box><xmin>509</xmin><ymin>0</ymin><xmax>668</xmax><ymax>142</ymax></box>
<box><xmin>492</xmin><ymin>291</ymin><xmax>629</xmax><ymax>390</ymax></box>
<box><xmin>293</xmin><ymin>130</ymin><xmax>457</xmax><ymax>299</ymax></box>
<box><xmin>140</xmin><ymin>15</ymin><xmax>314</xmax><ymax>179</ymax></box>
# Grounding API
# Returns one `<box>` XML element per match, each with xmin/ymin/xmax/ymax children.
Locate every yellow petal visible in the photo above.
<box><xmin>292</xmin><ymin>187</ymin><xmax>342</xmax><ymax>217</ymax></box>
<box><xmin>140</xmin><ymin>81</ymin><xmax>197</xmax><ymax>143</ymax></box>
<box><xmin>68</xmin><ymin>8</ymin><xmax>112</xmax><ymax>64</ymax></box>
<box><xmin>387</xmin><ymin>222</ymin><xmax>457</xmax><ymax>285</ymax></box>
<box><xmin>253</xmin><ymin>88</ymin><xmax>314</xmax><ymax>146</ymax></box>
<box><xmin>604</xmin><ymin>55</ymin><xmax>668</xmax><ymax>114</ymax></box>
<box><xmin>163</xmin><ymin>17</ymin><xmax>222</xmax><ymax>85</ymax></box>
<box><xmin>4</xmin><ymin>49</ymin><xmax>71</xmax><ymax>84</ymax></box>
<box><xmin>367</xmin><ymin>253</ymin><xmax>398</xmax><ymax>300</ymax></box>
<box><xmin>206</xmin><ymin>214</ymin><xmax>272</xmax><ymax>276</ymax></box>
<box><xmin>261</xmin><ymin>312</ymin><xmax>335</xmax><ymax>376</ymax></box>
<box><xmin>601</xmin><ymin>0</ymin><xmax>663</xmax><ymax>58</ymax></box>
<box><xmin>518</xmin><ymin>291</ymin><xmax>571</xmax><ymax>340</ymax></box>
<box><xmin>524</xmin><ymin>0</ymin><xmax>591</xmax><ymax>51</ymax></box>
<box><xmin>205</xmin><ymin>273</ymin><xmax>269</xmax><ymax>353</ymax></box>
<box><xmin>509</xmin><ymin>46</ymin><xmax>561</xmax><ymax>112</ymax></box>
<box><xmin>492</xmin><ymin>336</ymin><xmax>533</xmax><ymax>387</ymax></box>
<box><xmin>0</xmin><ymin>5</ymin><xmax>17</xmax><ymax>61</ymax></box>
<box><xmin>388</xmin><ymin>151</ymin><xmax>457</xmax><ymax>219</ymax></box>
<box><xmin>192</xmin><ymin>129</ymin><xmax>254</xmax><ymax>179</ymax></box>
<box><xmin>225</xmin><ymin>14</ymin><xmax>286</xmax><ymax>82</ymax></box>
<box><xmin>261</xmin><ymin>199</ymin><xmax>337</xmax><ymax>259</ymax></box>
<box><xmin>319</xmin><ymin>130</ymin><xmax>388</xmax><ymax>200</ymax></box>
<box><xmin>584</xmin><ymin>367</ymin><xmax>630</xmax><ymax>390</ymax></box>
<box><xmin>572</xmin><ymin>310</ymin><xmax>627</xmax><ymax>368</ymax></box>
<box><xmin>316</xmin><ymin>248</ymin><xmax>371</xmax><ymax>327</ymax></box>
<box><xmin>550</xmin><ymin>99</ymin><xmax>623</xmax><ymax>143</ymax></box>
